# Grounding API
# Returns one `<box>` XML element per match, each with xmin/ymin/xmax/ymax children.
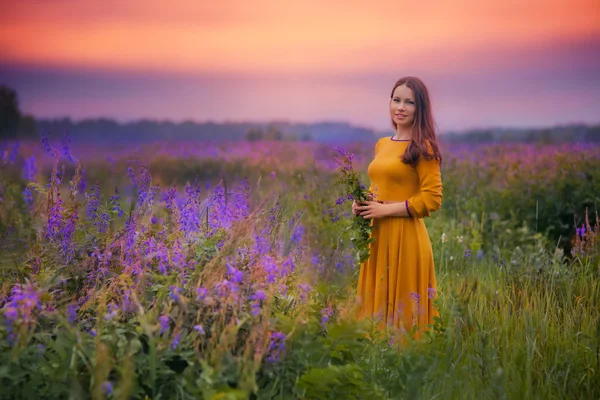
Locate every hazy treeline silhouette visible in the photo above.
<box><xmin>2</xmin><ymin>84</ymin><xmax>599</xmax><ymax>144</ymax></box>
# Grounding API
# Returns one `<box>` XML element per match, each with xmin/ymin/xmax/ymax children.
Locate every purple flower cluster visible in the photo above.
<box><xmin>45</xmin><ymin>193</ymin><xmax>65</xmax><ymax>241</ymax></box>
<box><xmin>410</xmin><ymin>291</ymin><xmax>421</xmax><ymax>305</ymax></box>
<box><xmin>297</xmin><ymin>283</ymin><xmax>311</xmax><ymax>303</ymax></box>
<box><xmin>226</xmin><ymin>263</ymin><xmax>244</xmax><ymax>284</ymax></box>
<box><xmin>290</xmin><ymin>224</ymin><xmax>305</xmax><ymax>246</ymax></box>
<box><xmin>169</xmin><ymin>286</ymin><xmax>183</xmax><ymax>302</ymax></box>
<box><xmin>2</xmin><ymin>284</ymin><xmax>43</xmax><ymax>344</ymax></box>
<box><xmin>250</xmin><ymin>290</ymin><xmax>266</xmax><ymax>316</ymax></box>
<box><xmin>266</xmin><ymin>331</ymin><xmax>286</xmax><ymax>363</ymax></box>
<box><xmin>194</xmin><ymin>324</ymin><xmax>205</xmax><ymax>335</ymax></box>
<box><xmin>321</xmin><ymin>304</ymin><xmax>334</xmax><ymax>326</ymax></box>
<box><xmin>159</xmin><ymin>315</ymin><xmax>169</xmax><ymax>335</ymax></box>
<box><xmin>22</xmin><ymin>187</ymin><xmax>34</xmax><ymax>209</ymax></box>
<box><xmin>196</xmin><ymin>287</ymin><xmax>208</xmax><ymax>301</ymax></box>
<box><xmin>263</xmin><ymin>256</ymin><xmax>279</xmax><ymax>283</ymax></box>
<box><xmin>2</xmin><ymin>141</ymin><xmax>20</xmax><ymax>165</ymax></box>
<box><xmin>322</xmin><ymin>206</ymin><xmax>340</xmax><ymax>222</ymax></box>
<box><xmin>87</xmin><ymin>182</ymin><xmax>109</xmax><ymax>232</ymax></box>
<box><xmin>60</xmin><ymin>134</ymin><xmax>75</xmax><ymax>163</ymax></box>
<box><xmin>163</xmin><ymin>186</ymin><xmax>177</xmax><ymax>211</ymax></box>
<box><xmin>104</xmin><ymin>302</ymin><xmax>119</xmax><ymax>320</ymax></box>
<box><xmin>22</xmin><ymin>155</ymin><xmax>37</xmax><ymax>181</ymax></box>
<box><xmin>232</xmin><ymin>178</ymin><xmax>250</xmax><ymax>220</ymax></box>
<box><xmin>428</xmin><ymin>287</ymin><xmax>436</xmax><ymax>299</ymax></box>
<box><xmin>179</xmin><ymin>181</ymin><xmax>202</xmax><ymax>236</ymax></box>
<box><xmin>171</xmin><ymin>333</ymin><xmax>181</xmax><ymax>349</ymax></box>
<box><xmin>67</xmin><ymin>303</ymin><xmax>78</xmax><ymax>325</ymax></box>
<box><xmin>109</xmin><ymin>187</ymin><xmax>124</xmax><ymax>218</ymax></box>
<box><xmin>41</xmin><ymin>133</ymin><xmax>51</xmax><ymax>153</ymax></box>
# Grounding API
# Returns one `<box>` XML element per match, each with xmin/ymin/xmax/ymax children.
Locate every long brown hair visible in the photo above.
<box><xmin>390</xmin><ymin>76</ymin><xmax>442</xmax><ymax>166</ymax></box>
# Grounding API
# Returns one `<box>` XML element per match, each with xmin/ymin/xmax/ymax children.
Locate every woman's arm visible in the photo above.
<box><xmin>356</xmin><ymin>200</ymin><xmax>409</xmax><ymax>218</ymax></box>
<box><xmin>404</xmin><ymin>155</ymin><xmax>443</xmax><ymax>218</ymax></box>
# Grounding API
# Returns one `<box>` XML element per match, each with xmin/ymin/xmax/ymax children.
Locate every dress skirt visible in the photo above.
<box><xmin>356</xmin><ymin>215</ymin><xmax>439</xmax><ymax>338</ymax></box>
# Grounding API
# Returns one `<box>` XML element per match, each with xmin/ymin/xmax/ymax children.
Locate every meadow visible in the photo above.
<box><xmin>0</xmin><ymin>136</ymin><xmax>599</xmax><ymax>399</ymax></box>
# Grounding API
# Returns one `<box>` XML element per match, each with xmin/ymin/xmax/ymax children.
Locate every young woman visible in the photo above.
<box><xmin>353</xmin><ymin>76</ymin><xmax>443</xmax><ymax>339</ymax></box>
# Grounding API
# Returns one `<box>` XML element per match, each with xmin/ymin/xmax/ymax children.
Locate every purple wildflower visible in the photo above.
<box><xmin>163</xmin><ymin>186</ymin><xmax>177</xmax><ymax>211</ymax></box>
<box><xmin>67</xmin><ymin>303</ymin><xmax>77</xmax><ymax>325</ymax></box>
<box><xmin>60</xmin><ymin>134</ymin><xmax>75</xmax><ymax>163</ymax></box>
<box><xmin>250</xmin><ymin>301</ymin><xmax>261</xmax><ymax>317</ymax></box>
<box><xmin>428</xmin><ymin>287</ymin><xmax>436</xmax><ymax>299</ymax></box>
<box><xmin>297</xmin><ymin>283</ymin><xmax>311</xmax><ymax>303</ymax></box>
<box><xmin>109</xmin><ymin>186</ymin><xmax>124</xmax><ymax>217</ymax></box>
<box><xmin>291</xmin><ymin>224</ymin><xmax>305</xmax><ymax>246</ymax></box>
<box><xmin>8</xmin><ymin>141</ymin><xmax>20</xmax><ymax>164</ymax></box>
<box><xmin>45</xmin><ymin>193</ymin><xmax>64</xmax><ymax>241</ymax></box>
<box><xmin>104</xmin><ymin>303</ymin><xmax>119</xmax><ymax>320</ymax></box>
<box><xmin>180</xmin><ymin>181</ymin><xmax>202</xmax><ymax>236</ymax></box>
<box><xmin>159</xmin><ymin>315</ymin><xmax>169</xmax><ymax>335</ymax></box>
<box><xmin>171</xmin><ymin>333</ymin><xmax>181</xmax><ymax>349</ymax></box>
<box><xmin>86</xmin><ymin>182</ymin><xmax>101</xmax><ymax>221</ymax></box>
<box><xmin>194</xmin><ymin>324</ymin><xmax>205</xmax><ymax>335</ymax></box>
<box><xmin>321</xmin><ymin>304</ymin><xmax>334</xmax><ymax>326</ymax></box>
<box><xmin>278</xmin><ymin>284</ymin><xmax>288</xmax><ymax>297</ymax></box>
<box><xmin>196</xmin><ymin>287</ymin><xmax>208</xmax><ymax>301</ymax></box>
<box><xmin>22</xmin><ymin>155</ymin><xmax>37</xmax><ymax>181</ymax></box>
<box><xmin>41</xmin><ymin>132</ymin><xmax>51</xmax><ymax>153</ymax></box>
<box><xmin>280</xmin><ymin>256</ymin><xmax>295</xmax><ymax>278</ymax></box>
<box><xmin>226</xmin><ymin>263</ymin><xmax>244</xmax><ymax>284</ymax></box>
<box><xmin>101</xmin><ymin>381</ymin><xmax>113</xmax><ymax>395</ymax></box>
<box><xmin>263</xmin><ymin>256</ymin><xmax>279</xmax><ymax>283</ymax></box>
<box><xmin>169</xmin><ymin>286</ymin><xmax>182</xmax><ymax>302</ymax></box>
<box><xmin>76</xmin><ymin>167</ymin><xmax>87</xmax><ymax>193</ymax></box>
<box><xmin>251</xmin><ymin>290</ymin><xmax>266</xmax><ymax>302</ymax></box>
<box><xmin>266</xmin><ymin>331</ymin><xmax>286</xmax><ymax>363</ymax></box>
<box><xmin>232</xmin><ymin>178</ymin><xmax>250</xmax><ymax>220</ymax></box>
<box><xmin>410</xmin><ymin>292</ymin><xmax>421</xmax><ymax>305</ymax></box>
<box><xmin>23</xmin><ymin>187</ymin><xmax>34</xmax><ymax>209</ymax></box>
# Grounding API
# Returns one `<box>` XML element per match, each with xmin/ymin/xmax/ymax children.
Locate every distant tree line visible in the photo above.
<box><xmin>441</xmin><ymin>125</ymin><xmax>600</xmax><ymax>144</ymax></box>
<box><xmin>0</xmin><ymin>84</ymin><xmax>37</xmax><ymax>139</ymax></box>
<box><xmin>2</xmin><ymin>84</ymin><xmax>599</xmax><ymax>144</ymax></box>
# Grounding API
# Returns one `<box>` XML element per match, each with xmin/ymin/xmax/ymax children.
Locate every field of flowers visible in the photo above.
<box><xmin>0</xmin><ymin>136</ymin><xmax>599</xmax><ymax>399</ymax></box>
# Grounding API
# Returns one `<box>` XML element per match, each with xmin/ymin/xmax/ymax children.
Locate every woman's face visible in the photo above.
<box><xmin>390</xmin><ymin>84</ymin><xmax>416</xmax><ymax>128</ymax></box>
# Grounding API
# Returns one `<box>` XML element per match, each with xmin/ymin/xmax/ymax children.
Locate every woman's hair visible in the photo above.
<box><xmin>390</xmin><ymin>76</ymin><xmax>442</xmax><ymax>166</ymax></box>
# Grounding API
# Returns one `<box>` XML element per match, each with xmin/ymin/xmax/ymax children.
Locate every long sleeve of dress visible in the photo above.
<box><xmin>368</xmin><ymin>138</ymin><xmax>383</xmax><ymax>198</ymax></box>
<box><xmin>406</xmin><ymin>155</ymin><xmax>443</xmax><ymax>218</ymax></box>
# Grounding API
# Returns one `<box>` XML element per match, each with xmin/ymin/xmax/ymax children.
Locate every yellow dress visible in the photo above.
<box><xmin>357</xmin><ymin>136</ymin><xmax>442</xmax><ymax>338</ymax></box>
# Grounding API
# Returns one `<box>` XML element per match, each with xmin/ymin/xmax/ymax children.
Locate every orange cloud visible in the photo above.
<box><xmin>1</xmin><ymin>0</ymin><xmax>598</xmax><ymax>75</ymax></box>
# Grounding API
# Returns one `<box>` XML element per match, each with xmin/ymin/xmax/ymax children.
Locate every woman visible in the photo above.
<box><xmin>353</xmin><ymin>76</ymin><xmax>443</xmax><ymax>339</ymax></box>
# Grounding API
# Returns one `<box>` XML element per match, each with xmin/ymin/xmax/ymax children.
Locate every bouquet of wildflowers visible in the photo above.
<box><xmin>333</xmin><ymin>147</ymin><xmax>376</xmax><ymax>265</ymax></box>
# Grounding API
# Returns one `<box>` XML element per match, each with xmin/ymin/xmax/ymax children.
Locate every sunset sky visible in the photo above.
<box><xmin>1</xmin><ymin>0</ymin><xmax>599</xmax><ymax>132</ymax></box>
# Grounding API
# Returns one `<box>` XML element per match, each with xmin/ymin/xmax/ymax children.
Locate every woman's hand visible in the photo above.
<box><xmin>356</xmin><ymin>201</ymin><xmax>389</xmax><ymax>219</ymax></box>
<box><xmin>352</xmin><ymin>200</ymin><xmax>360</xmax><ymax>216</ymax></box>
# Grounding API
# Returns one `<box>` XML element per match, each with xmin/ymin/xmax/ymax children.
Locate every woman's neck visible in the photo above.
<box><xmin>393</xmin><ymin>127</ymin><xmax>412</xmax><ymax>141</ymax></box>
